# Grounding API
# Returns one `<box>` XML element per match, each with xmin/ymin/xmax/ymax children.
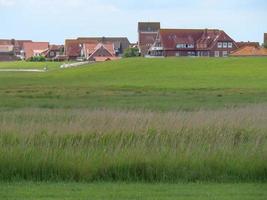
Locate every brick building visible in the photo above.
<box><xmin>22</xmin><ymin>42</ymin><xmax>49</xmax><ymax>60</ymax></box>
<box><xmin>0</xmin><ymin>39</ymin><xmax>32</xmax><ymax>61</ymax></box>
<box><xmin>149</xmin><ymin>28</ymin><xmax>237</xmax><ymax>57</ymax></box>
<box><xmin>65</xmin><ymin>37</ymin><xmax>130</xmax><ymax>60</ymax></box>
<box><xmin>138</xmin><ymin>22</ymin><xmax>160</xmax><ymax>56</ymax></box>
<box><xmin>264</xmin><ymin>33</ymin><xmax>267</xmax><ymax>44</ymax></box>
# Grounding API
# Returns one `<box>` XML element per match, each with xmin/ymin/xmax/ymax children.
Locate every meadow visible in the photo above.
<box><xmin>0</xmin><ymin>57</ymin><xmax>267</xmax><ymax>110</ymax></box>
<box><xmin>0</xmin><ymin>57</ymin><xmax>267</xmax><ymax>199</ymax></box>
<box><xmin>1</xmin><ymin>182</ymin><xmax>267</xmax><ymax>200</ymax></box>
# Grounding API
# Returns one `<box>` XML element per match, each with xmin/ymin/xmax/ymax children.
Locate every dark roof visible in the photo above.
<box><xmin>138</xmin><ymin>22</ymin><xmax>160</xmax><ymax>32</ymax></box>
<box><xmin>138</xmin><ymin>22</ymin><xmax>161</xmax><ymax>32</ymax></box>
<box><xmin>77</xmin><ymin>37</ymin><xmax>130</xmax><ymax>51</ymax></box>
<box><xmin>65</xmin><ymin>37</ymin><xmax>130</xmax><ymax>58</ymax></box>
<box><xmin>0</xmin><ymin>39</ymin><xmax>13</xmax><ymax>45</ymax></box>
<box><xmin>49</xmin><ymin>44</ymin><xmax>64</xmax><ymax>51</ymax></box>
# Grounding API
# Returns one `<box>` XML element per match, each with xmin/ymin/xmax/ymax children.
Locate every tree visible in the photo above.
<box><xmin>123</xmin><ymin>47</ymin><xmax>140</xmax><ymax>58</ymax></box>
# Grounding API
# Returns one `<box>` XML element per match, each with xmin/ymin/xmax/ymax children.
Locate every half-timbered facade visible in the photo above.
<box><xmin>138</xmin><ymin>22</ymin><xmax>160</xmax><ymax>56</ymax></box>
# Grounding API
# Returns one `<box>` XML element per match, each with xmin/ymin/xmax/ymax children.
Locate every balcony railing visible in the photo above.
<box><xmin>150</xmin><ymin>47</ymin><xmax>163</xmax><ymax>51</ymax></box>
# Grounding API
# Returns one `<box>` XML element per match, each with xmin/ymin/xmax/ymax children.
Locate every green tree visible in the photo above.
<box><xmin>123</xmin><ymin>47</ymin><xmax>140</xmax><ymax>58</ymax></box>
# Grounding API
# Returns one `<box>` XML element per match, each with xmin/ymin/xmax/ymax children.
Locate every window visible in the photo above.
<box><xmin>176</xmin><ymin>44</ymin><xmax>194</xmax><ymax>49</ymax></box>
<box><xmin>214</xmin><ymin>51</ymin><xmax>220</xmax><ymax>57</ymax></box>
<box><xmin>217</xmin><ymin>42</ymin><xmax>222</xmax><ymax>48</ymax></box>
<box><xmin>50</xmin><ymin>51</ymin><xmax>55</xmax><ymax>57</ymax></box>
<box><xmin>188</xmin><ymin>52</ymin><xmax>195</xmax><ymax>56</ymax></box>
<box><xmin>176</xmin><ymin>44</ymin><xmax>184</xmax><ymax>48</ymax></box>
<box><xmin>228</xmin><ymin>42</ymin><xmax>233</xmax><ymax>48</ymax></box>
<box><xmin>223</xmin><ymin>51</ymin><xmax>228</xmax><ymax>57</ymax></box>
<box><xmin>223</xmin><ymin>42</ymin><xmax>228</xmax><ymax>48</ymax></box>
<box><xmin>188</xmin><ymin>44</ymin><xmax>194</xmax><ymax>48</ymax></box>
<box><xmin>175</xmin><ymin>52</ymin><xmax>180</xmax><ymax>57</ymax></box>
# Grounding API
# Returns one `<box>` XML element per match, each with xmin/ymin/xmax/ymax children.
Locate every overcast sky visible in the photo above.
<box><xmin>0</xmin><ymin>0</ymin><xmax>266</xmax><ymax>44</ymax></box>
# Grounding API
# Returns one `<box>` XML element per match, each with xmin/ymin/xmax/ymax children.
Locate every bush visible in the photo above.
<box><xmin>123</xmin><ymin>47</ymin><xmax>140</xmax><ymax>58</ymax></box>
<box><xmin>29</xmin><ymin>56</ymin><xmax>46</xmax><ymax>62</ymax></box>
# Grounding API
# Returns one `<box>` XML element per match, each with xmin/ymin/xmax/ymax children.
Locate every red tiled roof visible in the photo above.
<box><xmin>65</xmin><ymin>40</ymin><xmax>82</xmax><ymax>58</ymax></box>
<box><xmin>84</xmin><ymin>42</ymin><xmax>115</xmax><ymax>57</ymax></box>
<box><xmin>236</xmin><ymin>42</ymin><xmax>260</xmax><ymax>48</ymax></box>
<box><xmin>230</xmin><ymin>46</ymin><xmax>267</xmax><ymax>56</ymax></box>
<box><xmin>87</xmin><ymin>42</ymin><xmax>116</xmax><ymax>60</ymax></box>
<box><xmin>94</xmin><ymin>56</ymin><xmax>120</xmax><ymax>62</ymax></box>
<box><xmin>159</xmin><ymin>29</ymin><xmax>204</xmax><ymax>49</ymax></box>
<box><xmin>157</xmin><ymin>29</ymin><xmax>236</xmax><ymax>50</ymax></box>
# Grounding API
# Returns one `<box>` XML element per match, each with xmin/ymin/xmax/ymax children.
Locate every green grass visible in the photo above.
<box><xmin>1</xmin><ymin>182</ymin><xmax>267</xmax><ymax>200</ymax></box>
<box><xmin>0</xmin><ymin>107</ymin><xmax>267</xmax><ymax>182</ymax></box>
<box><xmin>1</xmin><ymin>58</ymin><xmax>267</xmax><ymax>187</ymax></box>
<box><xmin>0</xmin><ymin>61</ymin><xmax>63</xmax><ymax>70</ymax></box>
<box><xmin>0</xmin><ymin>57</ymin><xmax>267</xmax><ymax>110</ymax></box>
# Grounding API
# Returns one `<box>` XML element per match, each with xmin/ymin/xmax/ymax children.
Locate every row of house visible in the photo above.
<box><xmin>0</xmin><ymin>22</ymin><xmax>266</xmax><ymax>61</ymax></box>
<box><xmin>0</xmin><ymin>40</ymin><xmax>64</xmax><ymax>61</ymax></box>
<box><xmin>138</xmin><ymin>22</ymin><xmax>267</xmax><ymax>57</ymax></box>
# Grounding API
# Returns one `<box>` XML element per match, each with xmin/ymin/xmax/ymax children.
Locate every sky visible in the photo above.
<box><xmin>0</xmin><ymin>0</ymin><xmax>266</xmax><ymax>44</ymax></box>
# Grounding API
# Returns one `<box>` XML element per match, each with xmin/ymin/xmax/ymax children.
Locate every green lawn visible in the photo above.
<box><xmin>0</xmin><ymin>57</ymin><xmax>267</xmax><ymax>110</ymax></box>
<box><xmin>1</xmin><ymin>182</ymin><xmax>266</xmax><ymax>200</ymax></box>
<box><xmin>0</xmin><ymin>61</ymin><xmax>63</xmax><ymax>70</ymax></box>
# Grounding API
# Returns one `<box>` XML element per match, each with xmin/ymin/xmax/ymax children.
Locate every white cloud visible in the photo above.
<box><xmin>0</xmin><ymin>0</ymin><xmax>15</xmax><ymax>6</ymax></box>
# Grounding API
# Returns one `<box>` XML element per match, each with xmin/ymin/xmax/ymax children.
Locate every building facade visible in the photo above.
<box><xmin>65</xmin><ymin>37</ymin><xmax>130</xmax><ymax>60</ymax></box>
<box><xmin>0</xmin><ymin>39</ymin><xmax>32</xmax><ymax>61</ymax></box>
<box><xmin>22</xmin><ymin>42</ymin><xmax>49</xmax><ymax>60</ymax></box>
<box><xmin>264</xmin><ymin>33</ymin><xmax>267</xmax><ymax>44</ymax></box>
<box><xmin>81</xmin><ymin>42</ymin><xmax>118</xmax><ymax>61</ymax></box>
<box><xmin>149</xmin><ymin>29</ymin><xmax>237</xmax><ymax>57</ymax></box>
<box><xmin>138</xmin><ymin>22</ymin><xmax>160</xmax><ymax>56</ymax></box>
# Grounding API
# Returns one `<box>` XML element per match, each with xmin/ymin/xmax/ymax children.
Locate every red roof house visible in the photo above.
<box><xmin>65</xmin><ymin>37</ymin><xmax>130</xmax><ymax>60</ymax></box>
<box><xmin>138</xmin><ymin>22</ymin><xmax>161</xmax><ymax>56</ymax></box>
<box><xmin>82</xmin><ymin>42</ymin><xmax>117</xmax><ymax>61</ymax></box>
<box><xmin>22</xmin><ymin>42</ymin><xmax>49</xmax><ymax>60</ymax></box>
<box><xmin>0</xmin><ymin>39</ymin><xmax>32</xmax><ymax>61</ymax></box>
<box><xmin>149</xmin><ymin>29</ymin><xmax>237</xmax><ymax>57</ymax></box>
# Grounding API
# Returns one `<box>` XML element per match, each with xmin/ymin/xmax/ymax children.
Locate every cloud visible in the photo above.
<box><xmin>0</xmin><ymin>0</ymin><xmax>15</xmax><ymax>6</ymax></box>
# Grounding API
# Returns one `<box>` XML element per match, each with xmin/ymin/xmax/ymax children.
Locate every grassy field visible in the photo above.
<box><xmin>0</xmin><ymin>106</ymin><xmax>267</xmax><ymax>182</ymax></box>
<box><xmin>0</xmin><ymin>58</ymin><xmax>267</xmax><ymax>198</ymax></box>
<box><xmin>1</xmin><ymin>182</ymin><xmax>267</xmax><ymax>200</ymax></box>
<box><xmin>0</xmin><ymin>57</ymin><xmax>267</xmax><ymax>110</ymax></box>
<box><xmin>0</xmin><ymin>61</ymin><xmax>63</xmax><ymax>70</ymax></box>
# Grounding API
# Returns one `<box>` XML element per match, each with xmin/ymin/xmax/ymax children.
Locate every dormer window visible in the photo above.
<box><xmin>176</xmin><ymin>44</ymin><xmax>194</xmax><ymax>49</ymax></box>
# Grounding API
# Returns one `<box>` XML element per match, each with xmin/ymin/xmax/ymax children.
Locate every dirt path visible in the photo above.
<box><xmin>0</xmin><ymin>69</ymin><xmax>46</xmax><ymax>72</ymax></box>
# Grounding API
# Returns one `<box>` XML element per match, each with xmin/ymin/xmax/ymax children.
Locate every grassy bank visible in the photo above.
<box><xmin>0</xmin><ymin>57</ymin><xmax>267</xmax><ymax>110</ymax></box>
<box><xmin>1</xmin><ymin>182</ymin><xmax>267</xmax><ymax>200</ymax></box>
<box><xmin>0</xmin><ymin>106</ymin><xmax>267</xmax><ymax>182</ymax></box>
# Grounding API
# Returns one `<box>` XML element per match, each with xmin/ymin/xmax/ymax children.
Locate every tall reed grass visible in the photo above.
<box><xmin>0</xmin><ymin>106</ymin><xmax>267</xmax><ymax>182</ymax></box>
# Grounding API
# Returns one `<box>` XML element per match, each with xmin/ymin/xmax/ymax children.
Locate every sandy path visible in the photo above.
<box><xmin>0</xmin><ymin>69</ymin><xmax>46</xmax><ymax>72</ymax></box>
